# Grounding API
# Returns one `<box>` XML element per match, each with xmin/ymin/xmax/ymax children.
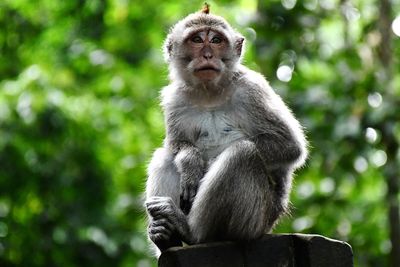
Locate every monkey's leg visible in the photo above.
<box><xmin>188</xmin><ymin>140</ymin><xmax>286</xmax><ymax>243</ymax></box>
<box><xmin>145</xmin><ymin>148</ymin><xmax>184</xmax><ymax>251</ymax></box>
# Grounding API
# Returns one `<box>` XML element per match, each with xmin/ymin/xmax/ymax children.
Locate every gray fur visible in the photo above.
<box><xmin>145</xmin><ymin>11</ymin><xmax>307</xmax><ymax>256</ymax></box>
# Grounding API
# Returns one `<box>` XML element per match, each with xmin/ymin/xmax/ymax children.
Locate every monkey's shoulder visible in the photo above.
<box><xmin>160</xmin><ymin>84</ymin><xmax>180</xmax><ymax>108</ymax></box>
<box><xmin>237</xmin><ymin>65</ymin><xmax>269</xmax><ymax>87</ymax></box>
<box><xmin>230</xmin><ymin>66</ymin><xmax>282</xmax><ymax>112</ymax></box>
<box><xmin>233</xmin><ymin>66</ymin><xmax>277</xmax><ymax>98</ymax></box>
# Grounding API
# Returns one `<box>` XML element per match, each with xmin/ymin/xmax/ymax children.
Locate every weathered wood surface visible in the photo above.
<box><xmin>158</xmin><ymin>234</ymin><xmax>353</xmax><ymax>267</ymax></box>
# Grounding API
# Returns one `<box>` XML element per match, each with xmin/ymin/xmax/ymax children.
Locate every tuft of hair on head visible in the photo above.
<box><xmin>201</xmin><ymin>2</ymin><xmax>210</xmax><ymax>14</ymax></box>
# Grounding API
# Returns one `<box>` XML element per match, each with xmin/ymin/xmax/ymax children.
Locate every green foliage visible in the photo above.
<box><xmin>0</xmin><ymin>0</ymin><xmax>399</xmax><ymax>266</ymax></box>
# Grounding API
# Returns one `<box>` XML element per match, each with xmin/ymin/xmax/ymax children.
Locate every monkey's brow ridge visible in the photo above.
<box><xmin>185</xmin><ymin>17</ymin><xmax>227</xmax><ymax>29</ymax></box>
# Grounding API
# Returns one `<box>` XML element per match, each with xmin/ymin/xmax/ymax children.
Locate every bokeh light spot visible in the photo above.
<box><xmin>281</xmin><ymin>0</ymin><xmax>296</xmax><ymax>10</ymax></box>
<box><xmin>297</xmin><ymin>181</ymin><xmax>315</xmax><ymax>199</ymax></box>
<box><xmin>365</xmin><ymin>127</ymin><xmax>378</xmax><ymax>143</ymax></box>
<box><xmin>354</xmin><ymin>156</ymin><xmax>368</xmax><ymax>173</ymax></box>
<box><xmin>368</xmin><ymin>92</ymin><xmax>382</xmax><ymax>108</ymax></box>
<box><xmin>392</xmin><ymin>16</ymin><xmax>400</xmax><ymax>37</ymax></box>
<box><xmin>380</xmin><ymin>240</ymin><xmax>392</xmax><ymax>254</ymax></box>
<box><xmin>337</xmin><ymin>219</ymin><xmax>352</xmax><ymax>236</ymax></box>
<box><xmin>293</xmin><ymin>216</ymin><xmax>314</xmax><ymax>231</ymax></box>
<box><xmin>0</xmin><ymin>202</ymin><xmax>9</xmax><ymax>217</ymax></box>
<box><xmin>0</xmin><ymin>222</ymin><xmax>8</xmax><ymax>237</ymax></box>
<box><xmin>370</xmin><ymin>150</ymin><xmax>387</xmax><ymax>167</ymax></box>
<box><xmin>276</xmin><ymin>65</ymin><xmax>293</xmax><ymax>82</ymax></box>
<box><xmin>320</xmin><ymin>177</ymin><xmax>335</xmax><ymax>194</ymax></box>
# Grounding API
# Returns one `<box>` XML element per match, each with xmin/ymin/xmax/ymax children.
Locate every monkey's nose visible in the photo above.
<box><xmin>202</xmin><ymin>46</ymin><xmax>213</xmax><ymax>59</ymax></box>
<box><xmin>203</xmin><ymin>52</ymin><xmax>213</xmax><ymax>59</ymax></box>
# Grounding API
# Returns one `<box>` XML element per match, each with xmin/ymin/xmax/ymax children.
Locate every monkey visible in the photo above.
<box><xmin>145</xmin><ymin>5</ymin><xmax>307</xmax><ymax>255</ymax></box>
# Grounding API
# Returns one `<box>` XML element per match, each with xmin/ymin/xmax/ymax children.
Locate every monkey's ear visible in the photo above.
<box><xmin>235</xmin><ymin>37</ymin><xmax>245</xmax><ymax>57</ymax></box>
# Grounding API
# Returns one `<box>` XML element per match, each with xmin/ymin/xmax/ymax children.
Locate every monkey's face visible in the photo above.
<box><xmin>164</xmin><ymin>13</ymin><xmax>245</xmax><ymax>87</ymax></box>
<box><xmin>184</xmin><ymin>30</ymin><xmax>228</xmax><ymax>82</ymax></box>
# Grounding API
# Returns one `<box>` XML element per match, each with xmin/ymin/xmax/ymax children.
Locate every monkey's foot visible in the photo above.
<box><xmin>150</xmin><ymin>229</ymin><xmax>182</xmax><ymax>252</ymax></box>
<box><xmin>146</xmin><ymin>197</ymin><xmax>184</xmax><ymax>250</ymax></box>
<box><xmin>146</xmin><ymin>196</ymin><xmax>192</xmax><ymax>246</ymax></box>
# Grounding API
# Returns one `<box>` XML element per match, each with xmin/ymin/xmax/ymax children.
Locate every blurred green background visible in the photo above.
<box><xmin>0</xmin><ymin>0</ymin><xmax>399</xmax><ymax>266</ymax></box>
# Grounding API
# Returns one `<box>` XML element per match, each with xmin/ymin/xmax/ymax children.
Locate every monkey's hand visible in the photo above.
<box><xmin>179</xmin><ymin>177</ymin><xmax>200</xmax><ymax>215</ymax></box>
<box><xmin>146</xmin><ymin>196</ymin><xmax>193</xmax><ymax>248</ymax></box>
<box><xmin>174</xmin><ymin>146</ymin><xmax>205</xmax><ymax>215</ymax></box>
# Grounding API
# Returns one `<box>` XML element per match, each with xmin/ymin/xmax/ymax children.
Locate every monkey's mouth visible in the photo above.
<box><xmin>195</xmin><ymin>66</ymin><xmax>221</xmax><ymax>72</ymax></box>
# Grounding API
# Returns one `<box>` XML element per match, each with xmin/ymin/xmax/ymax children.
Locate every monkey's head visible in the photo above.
<box><xmin>164</xmin><ymin>6</ymin><xmax>245</xmax><ymax>87</ymax></box>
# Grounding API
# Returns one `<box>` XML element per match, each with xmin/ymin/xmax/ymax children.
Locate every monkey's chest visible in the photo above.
<box><xmin>192</xmin><ymin>111</ymin><xmax>245</xmax><ymax>161</ymax></box>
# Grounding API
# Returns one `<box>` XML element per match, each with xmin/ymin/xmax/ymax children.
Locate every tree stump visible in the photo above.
<box><xmin>158</xmin><ymin>234</ymin><xmax>353</xmax><ymax>267</ymax></box>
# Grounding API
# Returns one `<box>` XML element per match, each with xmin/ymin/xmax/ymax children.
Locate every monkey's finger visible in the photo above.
<box><xmin>180</xmin><ymin>192</ymin><xmax>187</xmax><ymax>204</ymax></box>
<box><xmin>147</xmin><ymin>204</ymin><xmax>171</xmax><ymax>217</ymax></box>
<box><xmin>189</xmin><ymin>188</ymin><xmax>197</xmax><ymax>201</ymax></box>
<box><xmin>146</xmin><ymin>196</ymin><xmax>165</xmax><ymax>203</ymax></box>
<box><xmin>146</xmin><ymin>196</ymin><xmax>174</xmax><ymax>206</ymax></box>
<box><xmin>146</xmin><ymin>197</ymin><xmax>174</xmax><ymax>209</ymax></box>
<box><xmin>146</xmin><ymin>203</ymin><xmax>163</xmax><ymax>213</ymax></box>
<box><xmin>152</xmin><ymin>218</ymin><xmax>175</xmax><ymax>231</ymax></box>
<box><xmin>149</xmin><ymin>225</ymin><xmax>173</xmax><ymax>237</ymax></box>
<box><xmin>180</xmin><ymin>192</ymin><xmax>190</xmax><ymax>204</ymax></box>
<box><xmin>181</xmin><ymin>187</ymin><xmax>191</xmax><ymax>201</ymax></box>
<box><xmin>150</xmin><ymin>232</ymin><xmax>171</xmax><ymax>244</ymax></box>
<box><xmin>146</xmin><ymin>203</ymin><xmax>162</xmax><ymax>214</ymax></box>
<box><xmin>149</xmin><ymin>223</ymin><xmax>172</xmax><ymax>235</ymax></box>
<box><xmin>152</xmin><ymin>214</ymin><xmax>163</xmax><ymax>220</ymax></box>
<box><xmin>180</xmin><ymin>199</ymin><xmax>191</xmax><ymax>215</ymax></box>
<box><xmin>148</xmin><ymin>207</ymin><xmax>170</xmax><ymax>218</ymax></box>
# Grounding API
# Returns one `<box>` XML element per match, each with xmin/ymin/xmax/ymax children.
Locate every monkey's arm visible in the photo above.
<box><xmin>145</xmin><ymin>146</ymin><xmax>196</xmax><ymax>252</ymax></box>
<box><xmin>238</xmin><ymin>82</ymin><xmax>307</xmax><ymax>170</ymax></box>
<box><xmin>165</xmin><ymin>105</ymin><xmax>206</xmax><ymax>213</ymax></box>
<box><xmin>250</xmin><ymin>115</ymin><xmax>306</xmax><ymax>169</ymax></box>
<box><xmin>172</xmin><ymin>142</ymin><xmax>205</xmax><ymax>214</ymax></box>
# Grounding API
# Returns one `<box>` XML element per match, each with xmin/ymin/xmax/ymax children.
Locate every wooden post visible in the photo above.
<box><xmin>159</xmin><ymin>234</ymin><xmax>353</xmax><ymax>267</ymax></box>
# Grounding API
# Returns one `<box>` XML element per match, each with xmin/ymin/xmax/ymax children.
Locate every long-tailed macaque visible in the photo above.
<box><xmin>145</xmin><ymin>5</ymin><xmax>307</xmax><ymax>255</ymax></box>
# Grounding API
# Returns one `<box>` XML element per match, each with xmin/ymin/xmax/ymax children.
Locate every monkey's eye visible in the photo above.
<box><xmin>210</xmin><ymin>36</ymin><xmax>223</xmax><ymax>44</ymax></box>
<box><xmin>191</xmin><ymin>36</ymin><xmax>203</xmax><ymax>43</ymax></box>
